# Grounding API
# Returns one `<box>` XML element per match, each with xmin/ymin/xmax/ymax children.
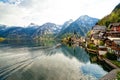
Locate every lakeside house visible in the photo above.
<box><xmin>105</xmin><ymin>23</ymin><xmax>120</xmax><ymax>38</ymax></box>
<box><xmin>90</xmin><ymin>25</ymin><xmax>106</xmax><ymax>45</ymax></box>
<box><xmin>86</xmin><ymin>23</ymin><xmax>120</xmax><ymax>61</ymax></box>
<box><xmin>104</xmin><ymin>23</ymin><xmax>120</xmax><ymax>61</ymax></box>
<box><xmin>98</xmin><ymin>46</ymin><xmax>107</xmax><ymax>55</ymax></box>
<box><xmin>91</xmin><ymin>25</ymin><xmax>106</xmax><ymax>34</ymax></box>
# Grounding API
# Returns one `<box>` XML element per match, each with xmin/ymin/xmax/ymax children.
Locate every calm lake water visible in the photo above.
<box><xmin>0</xmin><ymin>41</ymin><xmax>107</xmax><ymax>80</ymax></box>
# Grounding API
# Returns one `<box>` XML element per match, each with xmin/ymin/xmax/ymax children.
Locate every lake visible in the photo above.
<box><xmin>0</xmin><ymin>41</ymin><xmax>107</xmax><ymax>80</ymax></box>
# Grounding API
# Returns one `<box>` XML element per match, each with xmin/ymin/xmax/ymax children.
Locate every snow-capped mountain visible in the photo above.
<box><xmin>76</xmin><ymin>15</ymin><xmax>99</xmax><ymax>27</ymax></box>
<box><xmin>60</xmin><ymin>19</ymin><xmax>73</xmax><ymax>31</ymax></box>
<box><xmin>56</xmin><ymin>19</ymin><xmax>73</xmax><ymax>37</ymax></box>
<box><xmin>57</xmin><ymin>15</ymin><xmax>99</xmax><ymax>37</ymax></box>
<box><xmin>0</xmin><ymin>15</ymin><xmax>98</xmax><ymax>40</ymax></box>
<box><xmin>32</xmin><ymin>22</ymin><xmax>61</xmax><ymax>38</ymax></box>
<box><xmin>0</xmin><ymin>22</ymin><xmax>61</xmax><ymax>40</ymax></box>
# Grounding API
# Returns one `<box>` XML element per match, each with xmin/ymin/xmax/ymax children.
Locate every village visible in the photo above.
<box><xmin>82</xmin><ymin>22</ymin><xmax>120</xmax><ymax>62</ymax></box>
<box><xmin>62</xmin><ymin>22</ymin><xmax>120</xmax><ymax>79</ymax></box>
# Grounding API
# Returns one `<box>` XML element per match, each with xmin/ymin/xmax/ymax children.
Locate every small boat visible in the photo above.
<box><xmin>55</xmin><ymin>43</ymin><xmax>61</xmax><ymax>48</ymax></box>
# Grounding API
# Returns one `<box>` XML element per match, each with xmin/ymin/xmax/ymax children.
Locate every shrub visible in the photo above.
<box><xmin>99</xmin><ymin>41</ymin><xmax>104</xmax><ymax>46</ymax></box>
<box><xmin>88</xmin><ymin>43</ymin><xmax>97</xmax><ymax>50</ymax></box>
<box><xmin>117</xmin><ymin>71</ymin><xmax>120</xmax><ymax>80</ymax></box>
<box><xmin>105</xmin><ymin>52</ymin><xmax>117</xmax><ymax>60</ymax></box>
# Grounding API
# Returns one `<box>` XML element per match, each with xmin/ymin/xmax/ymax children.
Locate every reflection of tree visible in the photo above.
<box><xmin>89</xmin><ymin>53</ymin><xmax>113</xmax><ymax>72</ymax></box>
<box><xmin>61</xmin><ymin>45</ymin><xmax>89</xmax><ymax>63</ymax></box>
<box><xmin>89</xmin><ymin>54</ymin><xmax>98</xmax><ymax>63</ymax></box>
<box><xmin>1</xmin><ymin>39</ymin><xmax>56</xmax><ymax>47</ymax></box>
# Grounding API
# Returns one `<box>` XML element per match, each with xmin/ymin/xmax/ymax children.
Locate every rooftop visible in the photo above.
<box><xmin>108</xmin><ymin>37</ymin><xmax>120</xmax><ymax>41</ymax></box>
<box><xmin>92</xmin><ymin>25</ymin><xmax>106</xmax><ymax>30</ymax></box>
<box><xmin>109</xmin><ymin>22</ymin><xmax>120</xmax><ymax>28</ymax></box>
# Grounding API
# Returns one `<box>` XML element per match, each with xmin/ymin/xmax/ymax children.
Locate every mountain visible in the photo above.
<box><xmin>113</xmin><ymin>3</ymin><xmax>120</xmax><ymax>12</ymax></box>
<box><xmin>57</xmin><ymin>15</ymin><xmax>98</xmax><ymax>38</ymax></box>
<box><xmin>0</xmin><ymin>26</ymin><xmax>32</xmax><ymax>40</ymax></box>
<box><xmin>0</xmin><ymin>15</ymin><xmax>98</xmax><ymax>40</ymax></box>
<box><xmin>0</xmin><ymin>24</ymin><xmax>7</xmax><ymax>37</ymax></box>
<box><xmin>56</xmin><ymin>19</ymin><xmax>73</xmax><ymax>37</ymax></box>
<box><xmin>32</xmin><ymin>22</ymin><xmax>61</xmax><ymax>39</ymax></box>
<box><xmin>60</xmin><ymin>19</ymin><xmax>73</xmax><ymax>31</ymax></box>
<box><xmin>98</xmin><ymin>3</ymin><xmax>120</xmax><ymax>27</ymax></box>
<box><xmin>0</xmin><ymin>22</ymin><xmax>62</xmax><ymax>40</ymax></box>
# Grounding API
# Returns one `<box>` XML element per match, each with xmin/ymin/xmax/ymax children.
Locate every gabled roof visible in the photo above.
<box><xmin>92</xmin><ymin>25</ymin><xmax>106</xmax><ymax>30</ymax></box>
<box><xmin>109</xmin><ymin>23</ymin><xmax>120</xmax><ymax>28</ymax></box>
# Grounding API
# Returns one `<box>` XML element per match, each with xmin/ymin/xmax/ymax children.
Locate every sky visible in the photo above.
<box><xmin>0</xmin><ymin>0</ymin><xmax>120</xmax><ymax>26</ymax></box>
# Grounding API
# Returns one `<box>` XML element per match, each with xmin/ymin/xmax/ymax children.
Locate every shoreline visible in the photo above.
<box><xmin>84</xmin><ymin>46</ymin><xmax>120</xmax><ymax>79</ymax></box>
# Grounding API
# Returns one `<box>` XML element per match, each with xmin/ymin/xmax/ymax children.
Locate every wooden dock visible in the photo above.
<box><xmin>86</xmin><ymin>48</ymin><xmax>97</xmax><ymax>54</ymax></box>
<box><xmin>103</xmin><ymin>58</ymin><xmax>119</xmax><ymax>69</ymax></box>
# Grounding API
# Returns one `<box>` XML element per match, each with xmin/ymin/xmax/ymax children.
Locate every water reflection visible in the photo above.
<box><xmin>0</xmin><ymin>42</ymin><xmax>107</xmax><ymax>80</ymax></box>
<box><xmin>0</xmin><ymin>40</ymin><xmax>56</xmax><ymax>47</ymax></box>
<box><xmin>81</xmin><ymin>62</ymin><xmax>107</xmax><ymax>79</ymax></box>
<box><xmin>61</xmin><ymin>45</ymin><xmax>89</xmax><ymax>63</ymax></box>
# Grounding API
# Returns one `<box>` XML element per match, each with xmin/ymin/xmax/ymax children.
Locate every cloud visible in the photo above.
<box><xmin>0</xmin><ymin>2</ymin><xmax>30</xmax><ymax>26</ymax></box>
<box><xmin>0</xmin><ymin>0</ymin><xmax>119</xmax><ymax>26</ymax></box>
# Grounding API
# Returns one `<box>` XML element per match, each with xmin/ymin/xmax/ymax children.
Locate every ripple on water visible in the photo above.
<box><xmin>0</xmin><ymin>46</ymin><xmax>99</xmax><ymax>80</ymax></box>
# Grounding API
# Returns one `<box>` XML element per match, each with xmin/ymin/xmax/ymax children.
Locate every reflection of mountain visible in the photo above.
<box><xmin>61</xmin><ymin>45</ymin><xmax>89</xmax><ymax>63</ymax></box>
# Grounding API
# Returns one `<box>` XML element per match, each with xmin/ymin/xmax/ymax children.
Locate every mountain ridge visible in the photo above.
<box><xmin>57</xmin><ymin>15</ymin><xmax>98</xmax><ymax>38</ymax></box>
<box><xmin>0</xmin><ymin>15</ymin><xmax>99</xmax><ymax>40</ymax></box>
<box><xmin>98</xmin><ymin>3</ymin><xmax>120</xmax><ymax>27</ymax></box>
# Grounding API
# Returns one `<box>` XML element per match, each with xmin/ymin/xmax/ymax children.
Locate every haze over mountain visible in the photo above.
<box><xmin>0</xmin><ymin>22</ymin><xmax>61</xmax><ymax>40</ymax></box>
<box><xmin>0</xmin><ymin>15</ymin><xmax>99</xmax><ymax>40</ymax></box>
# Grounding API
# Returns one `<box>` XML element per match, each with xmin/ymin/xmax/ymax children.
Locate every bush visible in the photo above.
<box><xmin>99</xmin><ymin>41</ymin><xmax>104</xmax><ymax>46</ymax></box>
<box><xmin>117</xmin><ymin>71</ymin><xmax>120</xmax><ymax>80</ymax></box>
<box><xmin>105</xmin><ymin>52</ymin><xmax>117</xmax><ymax>60</ymax></box>
<box><xmin>88</xmin><ymin>43</ymin><xmax>97</xmax><ymax>50</ymax></box>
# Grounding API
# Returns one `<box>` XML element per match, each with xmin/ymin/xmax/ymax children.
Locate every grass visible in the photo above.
<box><xmin>104</xmin><ymin>52</ymin><xmax>117</xmax><ymax>60</ymax></box>
<box><xmin>111</xmin><ymin>60</ymin><xmax>120</xmax><ymax>68</ymax></box>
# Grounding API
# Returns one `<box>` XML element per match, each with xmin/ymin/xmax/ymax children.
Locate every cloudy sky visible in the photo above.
<box><xmin>0</xmin><ymin>0</ymin><xmax>120</xmax><ymax>26</ymax></box>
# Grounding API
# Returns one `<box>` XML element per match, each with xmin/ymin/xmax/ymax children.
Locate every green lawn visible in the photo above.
<box><xmin>111</xmin><ymin>60</ymin><xmax>120</xmax><ymax>68</ymax></box>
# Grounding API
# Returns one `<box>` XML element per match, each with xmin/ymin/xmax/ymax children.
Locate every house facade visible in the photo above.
<box><xmin>89</xmin><ymin>23</ymin><xmax>120</xmax><ymax>61</ymax></box>
<box><xmin>90</xmin><ymin>25</ymin><xmax>106</xmax><ymax>45</ymax></box>
<box><xmin>104</xmin><ymin>23</ymin><xmax>120</xmax><ymax>61</ymax></box>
